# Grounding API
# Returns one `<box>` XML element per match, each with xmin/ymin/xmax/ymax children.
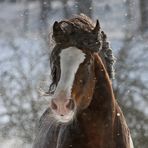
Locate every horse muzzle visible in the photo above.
<box><xmin>50</xmin><ymin>95</ymin><xmax>75</xmax><ymax>123</ymax></box>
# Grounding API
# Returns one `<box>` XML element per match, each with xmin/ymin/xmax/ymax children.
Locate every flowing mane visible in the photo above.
<box><xmin>49</xmin><ymin>14</ymin><xmax>115</xmax><ymax>94</ymax></box>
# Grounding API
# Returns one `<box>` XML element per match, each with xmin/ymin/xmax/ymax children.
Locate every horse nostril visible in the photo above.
<box><xmin>66</xmin><ymin>99</ymin><xmax>75</xmax><ymax>110</ymax></box>
<box><xmin>51</xmin><ymin>99</ymin><xmax>57</xmax><ymax>110</ymax></box>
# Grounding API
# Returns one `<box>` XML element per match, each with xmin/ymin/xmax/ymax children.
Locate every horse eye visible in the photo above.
<box><xmin>79</xmin><ymin>80</ymin><xmax>83</xmax><ymax>84</ymax></box>
<box><xmin>87</xmin><ymin>62</ymin><xmax>91</xmax><ymax>65</ymax></box>
<box><xmin>79</xmin><ymin>79</ymin><xmax>86</xmax><ymax>85</ymax></box>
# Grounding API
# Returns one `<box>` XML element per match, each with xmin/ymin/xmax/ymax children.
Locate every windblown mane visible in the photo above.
<box><xmin>48</xmin><ymin>14</ymin><xmax>115</xmax><ymax>94</ymax></box>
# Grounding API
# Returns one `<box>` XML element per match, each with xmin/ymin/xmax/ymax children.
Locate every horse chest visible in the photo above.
<box><xmin>60</xmin><ymin>111</ymin><xmax>114</xmax><ymax>148</ymax></box>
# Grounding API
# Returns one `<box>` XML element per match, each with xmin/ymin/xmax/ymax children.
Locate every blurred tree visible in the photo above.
<box><xmin>139</xmin><ymin>0</ymin><xmax>148</xmax><ymax>32</ymax></box>
<box><xmin>75</xmin><ymin>0</ymin><xmax>92</xmax><ymax>17</ymax></box>
<box><xmin>113</xmin><ymin>0</ymin><xmax>148</xmax><ymax>147</ymax></box>
<box><xmin>23</xmin><ymin>0</ymin><xmax>29</xmax><ymax>32</ymax></box>
<box><xmin>114</xmin><ymin>36</ymin><xmax>148</xmax><ymax>147</ymax></box>
<box><xmin>10</xmin><ymin>0</ymin><xmax>17</xmax><ymax>2</ymax></box>
<box><xmin>39</xmin><ymin>0</ymin><xmax>51</xmax><ymax>31</ymax></box>
<box><xmin>125</xmin><ymin>0</ymin><xmax>140</xmax><ymax>34</ymax></box>
<box><xmin>61</xmin><ymin>0</ymin><xmax>72</xmax><ymax>18</ymax></box>
<box><xmin>0</xmin><ymin>39</ymin><xmax>48</xmax><ymax>143</ymax></box>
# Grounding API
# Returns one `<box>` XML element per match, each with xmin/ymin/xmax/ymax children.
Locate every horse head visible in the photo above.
<box><xmin>48</xmin><ymin>14</ymin><xmax>115</xmax><ymax>124</ymax></box>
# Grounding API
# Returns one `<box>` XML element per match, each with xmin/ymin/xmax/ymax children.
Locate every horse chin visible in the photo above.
<box><xmin>53</xmin><ymin>111</ymin><xmax>75</xmax><ymax>124</ymax></box>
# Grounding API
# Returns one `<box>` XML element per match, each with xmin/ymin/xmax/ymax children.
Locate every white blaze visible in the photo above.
<box><xmin>54</xmin><ymin>47</ymin><xmax>85</xmax><ymax>97</ymax></box>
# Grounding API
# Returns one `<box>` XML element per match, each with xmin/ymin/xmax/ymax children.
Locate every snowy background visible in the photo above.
<box><xmin>0</xmin><ymin>0</ymin><xmax>148</xmax><ymax>148</ymax></box>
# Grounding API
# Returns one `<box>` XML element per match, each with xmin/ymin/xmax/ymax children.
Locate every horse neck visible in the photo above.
<box><xmin>89</xmin><ymin>53</ymin><xmax>116</xmax><ymax>119</ymax></box>
<box><xmin>76</xmin><ymin>54</ymin><xmax>116</xmax><ymax>147</ymax></box>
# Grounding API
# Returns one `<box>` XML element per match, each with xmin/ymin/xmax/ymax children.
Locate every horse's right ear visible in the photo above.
<box><xmin>92</xmin><ymin>20</ymin><xmax>100</xmax><ymax>34</ymax></box>
<box><xmin>53</xmin><ymin>21</ymin><xmax>62</xmax><ymax>32</ymax></box>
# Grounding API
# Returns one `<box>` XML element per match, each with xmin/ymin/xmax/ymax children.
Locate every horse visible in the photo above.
<box><xmin>33</xmin><ymin>14</ymin><xmax>134</xmax><ymax>148</ymax></box>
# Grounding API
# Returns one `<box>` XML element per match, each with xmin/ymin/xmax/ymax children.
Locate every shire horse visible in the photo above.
<box><xmin>33</xmin><ymin>14</ymin><xmax>134</xmax><ymax>148</ymax></box>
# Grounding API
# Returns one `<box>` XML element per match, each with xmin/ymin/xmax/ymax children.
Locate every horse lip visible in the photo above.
<box><xmin>53</xmin><ymin>110</ymin><xmax>75</xmax><ymax>123</ymax></box>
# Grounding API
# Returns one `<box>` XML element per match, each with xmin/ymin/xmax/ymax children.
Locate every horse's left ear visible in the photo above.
<box><xmin>92</xmin><ymin>20</ymin><xmax>100</xmax><ymax>33</ymax></box>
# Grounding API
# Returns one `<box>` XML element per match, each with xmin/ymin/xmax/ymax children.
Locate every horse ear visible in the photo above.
<box><xmin>92</xmin><ymin>20</ymin><xmax>100</xmax><ymax>33</ymax></box>
<box><xmin>53</xmin><ymin>21</ymin><xmax>62</xmax><ymax>33</ymax></box>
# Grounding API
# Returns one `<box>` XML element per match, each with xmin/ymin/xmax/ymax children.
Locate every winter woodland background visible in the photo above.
<box><xmin>0</xmin><ymin>0</ymin><xmax>148</xmax><ymax>147</ymax></box>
